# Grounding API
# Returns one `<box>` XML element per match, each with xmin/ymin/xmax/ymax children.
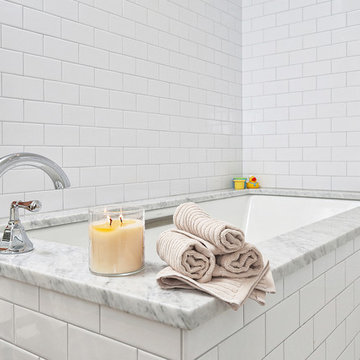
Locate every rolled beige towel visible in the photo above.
<box><xmin>156</xmin><ymin>229</ymin><xmax>216</xmax><ymax>283</ymax></box>
<box><xmin>213</xmin><ymin>243</ymin><xmax>264</xmax><ymax>278</ymax></box>
<box><xmin>173</xmin><ymin>202</ymin><xmax>245</xmax><ymax>253</ymax></box>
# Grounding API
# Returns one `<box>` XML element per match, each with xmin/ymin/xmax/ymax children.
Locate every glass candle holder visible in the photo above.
<box><xmin>88</xmin><ymin>206</ymin><xmax>144</xmax><ymax>276</ymax></box>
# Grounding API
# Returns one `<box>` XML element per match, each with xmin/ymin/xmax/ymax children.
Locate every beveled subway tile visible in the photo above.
<box><xmin>15</xmin><ymin>306</ymin><xmax>67</xmax><ymax>360</ymax></box>
<box><xmin>40</xmin><ymin>288</ymin><xmax>99</xmax><ymax>332</ymax></box>
<box><xmin>101</xmin><ymin>306</ymin><xmax>181</xmax><ymax>360</ymax></box>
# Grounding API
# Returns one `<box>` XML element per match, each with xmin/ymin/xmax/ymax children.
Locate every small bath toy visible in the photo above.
<box><xmin>247</xmin><ymin>176</ymin><xmax>260</xmax><ymax>189</ymax></box>
<box><xmin>233</xmin><ymin>177</ymin><xmax>247</xmax><ymax>190</ymax></box>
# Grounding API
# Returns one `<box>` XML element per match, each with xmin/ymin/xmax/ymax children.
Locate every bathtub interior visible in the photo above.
<box><xmin>27</xmin><ymin>195</ymin><xmax>360</xmax><ymax>263</ymax></box>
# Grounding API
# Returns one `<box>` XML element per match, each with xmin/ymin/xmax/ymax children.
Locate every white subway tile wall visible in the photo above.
<box><xmin>242</xmin><ymin>0</ymin><xmax>360</xmax><ymax>190</ymax></box>
<box><xmin>0</xmin><ymin>0</ymin><xmax>242</xmax><ymax>215</ymax></box>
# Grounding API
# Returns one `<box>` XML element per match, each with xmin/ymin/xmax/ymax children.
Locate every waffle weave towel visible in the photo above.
<box><xmin>173</xmin><ymin>202</ymin><xmax>245</xmax><ymax>253</ymax></box>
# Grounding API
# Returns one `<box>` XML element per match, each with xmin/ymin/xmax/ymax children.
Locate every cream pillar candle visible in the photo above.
<box><xmin>88</xmin><ymin>207</ymin><xmax>144</xmax><ymax>276</ymax></box>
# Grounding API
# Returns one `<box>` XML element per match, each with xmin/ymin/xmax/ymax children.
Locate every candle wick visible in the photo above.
<box><xmin>109</xmin><ymin>217</ymin><xmax>112</xmax><ymax>226</ymax></box>
<box><xmin>120</xmin><ymin>215</ymin><xmax>123</xmax><ymax>226</ymax></box>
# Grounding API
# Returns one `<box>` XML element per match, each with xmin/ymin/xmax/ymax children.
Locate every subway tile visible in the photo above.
<box><xmin>3</xmin><ymin>74</ymin><xmax>43</xmax><ymax>100</ymax></box>
<box><xmin>81</xmin><ymin>166</ymin><xmax>110</xmax><ymax>186</ymax></box>
<box><xmin>325</xmin><ymin>322</ymin><xmax>346</xmax><ymax>360</ymax></box>
<box><xmin>218</xmin><ymin>315</ymin><xmax>264</xmax><ymax>360</ymax></box>
<box><xmin>346</xmin><ymin>251</ymin><xmax>360</xmax><ymax>286</ymax></box>
<box><xmin>123</xmin><ymin>0</ymin><xmax>147</xmax><ymax>23</ymax></box>
<box><xmin>308</xmin><ymin>343</ymin><xmax>326</xmax><ymax>360</ymax></box>
<box><xmin>97</xmin><ymin>147</ymin><xmax>124</xmax><ymax>166</ymax></box>
<box><xmin>0</xmin><ymin>299</ymin><xmax>13</xmax><ymax>342</ymax></box>
<box><xmin>138</xmin><ymin>351</ymin><xmax>167</xmax><ymax>360</ymax></box>
<box><xmin>338</xmin><ymin>342</ymin><xmax>355</xmax><ymax>360</ymax></box>
<box><xmin>0</xmin><ymin>98</ymin><xmax>23</xmax><ymax>122</ymax></box>
<box><xmin>24</xmin><ymin>7</ymin><xmax>61</xmax><ymax>37</ymax></box>
<box><xmin>45</xmin><ymin>80</ymin><xmax>79</xmax><ymax>104</ymax></box>
<box><xmin>263</xmin><ymin>344</ymin><xmax>283</xmax><ymax>360</ymax></box>
<box><xmin>63</xmin><ymin>147</ymin><xmax>95</xmax><ymax>167</ymax></box>
<box><xmin>266</xmin><ymin>292</ymin><xmax>299</xmax><ymax>353</ymax></box>
<box><xmin>101</xmin><ymin>306</ymin><xmax>181</xmax><ymax>360</ymax></box>
<box><xmin>3</xmin><ymin>167</ymin><xmax>45</xmax><ymax>193</ymax></box>
<box><xmin>196</xmin><ymin>348</ymin><xmax>218</xmax><ymax>360</ymax></box>
<box><xmin>2</xmin><ymin>25</ymin><xmax>43</xmax><ymax>55</ymax></box>
<box><xmin>64</xmin><ymin>105</ymin><xmax>95</xmax><ymax>126</ymax></box>
<box><xmin>0</xmin><ymin>0</ymin><xmax>22</xmax><ymax>27</ymax></box>
<box><xmin>63</xmin><ymin>63</ymin><xmax>94</xmax><ymax>86</ymax></box>
<box><xmin>68</xmin><ymin>325</ymin><xmax>136</xmax><ymax>360</ymax></box>
<box><xmin>0</xmin><ymin>339</ymin><xmax>38</xmax><ymax>360</ymax></box>
<box><xmin>336</xmin><ymin>241</ymin><xmax>354</xmax><ymax>263</ymax></box>
<box><xmin>44</xmin><ymin>36</ymin><xmax>78</xmax><ymax>62</ymax></box>
<box><xmin>63</xmin><ymin>187</ymin><xmax>96</xmax><ymax>208</ymax></box>
<box><xmin>62</xmin><ymin>19</ymin><xmax>94</xmax><ymax>46</ymax></box>
<box><xmin>300</xmin><ymin>275</ymin><xmax>325</xmax><ymax>324</ymax></box>
<box><xmin>79</xmin><ymin>45</ymin><xmax>109</xmax><ymax>69</ymax></box>
<box><xmin>15</xmin><ymin>306</ymin><xmax>67</xmax><ymax>360</ymax></box>
<box><xmin>124</xmin><ymin>182</ymin><xmax>148</xmax><ymax>201</ymax></box>
<box><xmin>24</xmin><ymin>101</ymin><xmax>61</xmax><ymax>124</ymax></box>
<box><xmin>284</xmin><ymin>263</ymin><xmax>312</xmax><ymax>297</ymax></box>
<box><xmin>95</xmin><ymin>184</ymin><xmax>124</xmax><ymax>205</ymax></box>
<box><xmin>326</xmin><ymin>262</ymin><xmax>346</xmax><ymax>302</ymax></box>
<box><xmin>79</xmin><ymin>4</ymin><xmax>109</xmax><ymax>30</ymax></box>
<box><xmin>336</xmin><ymin>285</ymin><xmax>354</xmax><ymax>325</ymax></box>
<box><xmin>95</xmin><ymin>69</ymin><xmax>122</xmax><ymax>90</ymax></box>
<box><xmin>185</xmin><ymin>308</ymin><xmax>243</xmax><ymax>360</ymax></box>
<box><xmin>313</xmin><ymin>251</ymin><xmax>336</xmax><ymax>277</ymax></box>
<box><xmin>95</xmin><ymin>1</ymin><xmax>123</xmax><ymax>16</ymax></box>
<box><xmin>110</xmin><ymin>90</ymin><xmax>136</xmax><ymax>110</ymax></box>
<box><xmin>40</xmin><ymin>288</ymin><xmax>100</xmax><ymax>332</ymax></box>
<box><xmin>80</xmin><ymin>86</ymin><xmax>109</xmax><ymax>107</ymax></box>
<box><xmin>0</xmin><ymin>48</ymin><xmax>23</xmax><ymax>75</ymax></box>
<box><xmin>346</xmin><ymin>304</ymin><xmax>360</xmax><ymax>343</ymax></box>
<box><xmin>44</xmin><ymin>0</ymin><xmax>78</xmax><ymax>21</ymax></box>
<box><xmin>95</xmin><ymin>29</ymin><xmax>122</xmax><ymax>53</ymax></box>
<box><xmin>3</xmin><ymin>123</ymin><xmax>43</xmax><ymax>146</ymax></box>
<box><xmin>284</xmin><ymin>319</ymin><xmax>313</xmax><ymax>360</ymax></box>
<box><xmin>45</xmin><ymin>125</ymin><xmax>79</xmax><ymax>146</ymax></box>
<box><xmin>314</xmin><ymin>300</ymin><xmax>336</xmax><ymax>348</ymax></box>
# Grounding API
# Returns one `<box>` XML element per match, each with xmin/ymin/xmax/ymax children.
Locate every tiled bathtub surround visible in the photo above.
<box><xmin>0</xmin><ymin>0</ymin><xmax>242</xmax><ymax>216</ymax></box>
<box><xmin>1</xmin><ymin>237</ymin><xmax>360</xmax><ymax>359</ymax></box>
<box><xmin>0</xmin><ymin>189</ymin><xmax>359</xmax><ymax>329</ymax></box>
<box><xmin>242</xmin><ymin>0</ymin><xmax>360</xmax><ymax>191</ymax></box>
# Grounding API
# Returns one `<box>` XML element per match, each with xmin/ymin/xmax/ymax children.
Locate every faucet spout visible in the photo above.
<box><xmin>0</xmin><ymin>153</ymin><xmax>70</xmax><ymax>189</ymax></box>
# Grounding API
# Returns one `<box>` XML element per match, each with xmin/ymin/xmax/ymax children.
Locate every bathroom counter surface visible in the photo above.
<box><xmin>0</xmin><ymin>188</ymin><xmax>359</xmax><ymax>330</ymax></box>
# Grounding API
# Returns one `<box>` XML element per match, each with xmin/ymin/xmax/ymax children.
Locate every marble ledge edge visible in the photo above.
<box><xmin>3</xmin><ymin>187</ymin><xmax>360</xmax><ymax>232</ymax></box>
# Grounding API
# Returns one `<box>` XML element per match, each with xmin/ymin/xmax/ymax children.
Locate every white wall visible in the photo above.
<box><xmin>0</xmin><ymin>0</ymin><xmax>242</xmax><ymax>216</ymax></box>
<box><xmin>242</xmin><ymin>0</ymin><xmax>360</xmax><ymax>191</ymax></box>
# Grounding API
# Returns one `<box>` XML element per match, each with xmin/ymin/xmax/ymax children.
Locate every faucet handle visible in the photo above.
<box><xmin>0</xmin><ymin>200</ymin><xmax>39</xmax><ymax>254</ymax></box>
<box><xmin>11</xmin><ymin>200</ymin><xmax>42</xmax><ymax>212</ymax></box>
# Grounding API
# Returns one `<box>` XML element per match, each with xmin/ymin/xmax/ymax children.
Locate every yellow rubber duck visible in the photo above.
<box><xmin>247</xmin><ymin>176</ymin><xmax>260</xmax><ymax>189</ymax></box>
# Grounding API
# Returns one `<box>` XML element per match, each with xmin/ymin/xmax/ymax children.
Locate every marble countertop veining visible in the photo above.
<box><xmin>0</xmin><ymin>188</ymin><xmax>360</xmax><ymax>330</ymax></box>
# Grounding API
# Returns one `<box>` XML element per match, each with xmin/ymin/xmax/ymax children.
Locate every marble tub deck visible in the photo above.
<box><xmin>0</xmin><ymin>188</ymin><xmax>360</xmax><ymax>330</ymax></box>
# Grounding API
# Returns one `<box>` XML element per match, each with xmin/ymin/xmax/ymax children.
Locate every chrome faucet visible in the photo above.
<box><xmin>0</xmin><ymin>153</ymin><xmax>70</xmax><ymax>254</ymax></box>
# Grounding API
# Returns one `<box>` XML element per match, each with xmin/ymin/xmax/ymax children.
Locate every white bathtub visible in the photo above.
<box><xmin>28</xmin><ymin>195</ymin><xmax>360</xmax><ymax>263</ymax></box>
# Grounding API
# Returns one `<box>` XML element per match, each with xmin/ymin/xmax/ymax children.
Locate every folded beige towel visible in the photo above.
<box><xmin>157</xmin><ymin>260</ymin><xmax>276</xmax><ymax>310</ymax></box>
<box><xmin>160</xmin><ymin>229</ymin><xmax>264</xmax><ymax>280</ymax></box>
<box><xmin>213</xmin><ymin>243</ymin><xmax>264</xmax><ymax>278</ymax></box>
<box><xmin>156</xmin><ymin>229</ymin><xmax>215</xmax><ymax>283</ymax></box>
<box><xmin>173</xmin><ymin>202</ymin><xmax>245</xmax><ymax>253</ymax></box>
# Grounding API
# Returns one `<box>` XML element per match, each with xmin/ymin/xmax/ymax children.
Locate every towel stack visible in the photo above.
<box><xmin>156</xmin><ymin>202</ymin><xmax>276</xmax><ymax>310</ymax></box>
